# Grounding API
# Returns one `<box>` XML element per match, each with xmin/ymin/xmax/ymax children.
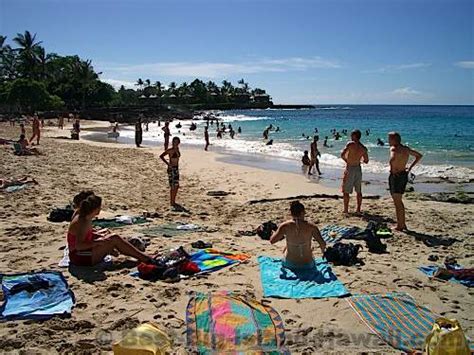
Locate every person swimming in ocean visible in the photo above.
<box><xmin>323</xmin><ymin>136</ymin><xmax>329</xmax><ymax>148</ymax></box>
<box><xmin>377</xmin><ymin>138</ymin><xmax>385</xmax><ymax>146</ymax></box>
<box><xmin>238</xmin><ymin>127</ymin><xmax>242</xmax><ymax>134</ymax></box>
<box><xmin>269</xmin><ymin>201</ymin><xmax>326</xmax><ymax>269</ymax></box>
<box><xmin>263</xmin><ymin>128</ymin><xmax>270</xmax><ymax>140</ymax></box>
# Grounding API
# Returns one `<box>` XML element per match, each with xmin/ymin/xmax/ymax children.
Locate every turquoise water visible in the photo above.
<box><xmin>202</xmin><ymin>105</ymin><xmax>473</xmax><ymax>181</ymax></box>
<box><xmin>100</xmin><ymin>105</ymin><xmax>473</xmax><ymax>182</ymax></box>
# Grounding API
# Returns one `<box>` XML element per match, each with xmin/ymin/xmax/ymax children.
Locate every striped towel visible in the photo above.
<box><xmin>320</xmin><ymin>225</ymin><xmax>361</xmax><ymax>244</ymax></box>
<box><xmin>347</xmin><ymin>292</ymin><xmax>438</xmax><ymax>352</ymax></box>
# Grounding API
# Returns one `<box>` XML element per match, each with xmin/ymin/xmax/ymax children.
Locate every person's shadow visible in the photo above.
<box><xmin>280</xmin><ymin>261</ymin><xmax>337</xmax><ymax>283</ymax></box>
<box><xmin>404</xmin><ymin>230</ymin><xmax>458</xmax><ymax>247</ymax></box>
<box><xmin>68</xmin><ymin>260</ymin><xmax>137</xmax><ymax>284</ymax></box>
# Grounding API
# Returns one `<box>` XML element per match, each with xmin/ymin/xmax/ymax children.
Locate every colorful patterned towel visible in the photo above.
<box><xmin>258</xmin><ymin>256</ymin><xmax>349</xmax><ymax>299</ymax></box>
<box><xmin>186</xmin><ymin>291</ymin><xmax>287</xmax><ymax>354</ymax></box>
<box><xmin>419</xmin><ymin>265</ymin><xmax>474</xmax><ymax>287</ymax></box>
<box><xmin>191</xmin><ymin>249</ymin><xmax>250</xmax><ymax>274</ymax></box>
<box><xmin>0</xmin><ymin>271</ymin><xmax>75</xmax><ymax>321</ymax></box>
<box><xmin>92</xmin><ymin>216</ymin><xmax>147</xmax><ymax>229</ymax></box>
<box><xmin>347</xmin><ymin>292</ymin><xmax>440</xmax><ymax>352</ymax></box>
<box><xmin>320</xmin><ymin>225</ymin><xmax>362</xmax><ymax>244</ymax></box>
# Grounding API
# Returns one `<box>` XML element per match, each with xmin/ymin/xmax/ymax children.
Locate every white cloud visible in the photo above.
<box><xmin>101</xmin><ymin>78</ymin><xmax>136</xmax><ymax>89</ymax></box>
<box><xmin>282</xmin><ymin>86</ymin><xmax>429</xmax><ymax>104</ymax></box>
<box><xmin>392</xmin><ymin>87</ymin><xmax>422</xmax><ymax>96</ymax></box>
<box><xmin>364</xmin><ymin>62</ymin><xmax>431</xmax><ymax>74</ymax></box>
<box><xmin>100</xmin><ymin>57</ymin><xmax>341</xmax><ymax>79</ymax></box>
<box><xmin>454</xmin><ymin>61</ymin><xmax>474</xmax><ymax>69</ymax></box>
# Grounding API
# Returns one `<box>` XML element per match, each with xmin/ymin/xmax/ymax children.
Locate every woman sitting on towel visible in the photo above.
<box><xmin>67</xmin><ymin>193</ymin><xmax>152</xmax><ymax>266</ymax></box>
<box><xmin>270</xmin><ymin>201</ymin><xmax>326</xmax><ymax>269</ymax></box>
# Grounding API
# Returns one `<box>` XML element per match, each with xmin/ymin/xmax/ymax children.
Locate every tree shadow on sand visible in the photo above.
<box><xmin>68</xmin><ymin>260</ymin><xmax>137</xmax><ymax>284</ymax></box>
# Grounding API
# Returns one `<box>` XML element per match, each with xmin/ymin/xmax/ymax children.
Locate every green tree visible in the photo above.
<box><xmin>13</xmin><ymin>31</ymin><xmax>42</xmax><ymax>78</ymax></box>
<box><xmin>7</xmin><ymin>78</ymin><xmax>60</xmax><ymax>111</ymax></box>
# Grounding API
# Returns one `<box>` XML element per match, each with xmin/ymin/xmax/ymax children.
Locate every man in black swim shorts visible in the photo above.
<box><xmin>388</xmin><ymin>132</ymin><xmax>423</xmax><ymax>231</ymax></box>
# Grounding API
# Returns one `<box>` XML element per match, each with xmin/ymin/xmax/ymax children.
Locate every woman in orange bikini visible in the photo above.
<box><xmin>67</xmin><ymin>193</ymin><xmax>151</xmax><ymax>266</ymax></box>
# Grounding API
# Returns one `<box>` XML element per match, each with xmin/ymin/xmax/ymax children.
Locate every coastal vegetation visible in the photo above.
<box><xmin>0</xmin><ymin>31</ymin><xmax>273</xmax><ymax>113</ymax></box>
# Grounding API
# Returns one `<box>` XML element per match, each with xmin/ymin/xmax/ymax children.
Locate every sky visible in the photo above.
<box><xmin>1</xmin><ymin>0</ymin><xmax>473</xmax><ymax>104</ymax></box>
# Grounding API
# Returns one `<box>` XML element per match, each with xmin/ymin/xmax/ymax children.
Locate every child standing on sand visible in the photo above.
<box><xmin>160</xmin><ymin>137</ymin><xmax>182</xmax><ymax>211</ymax></box>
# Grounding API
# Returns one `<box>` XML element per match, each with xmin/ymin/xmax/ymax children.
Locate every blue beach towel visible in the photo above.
<box><xmin>0</xmin><ymin>271</ymin><xmax>75</xmax><ymax>321</ymax></box>
<box><xmin>419</xmin><ymin>265</ymin><xmax>474</xmax><ymax>287</ymax></box>
<box><xmin>257</xmin><ymin>256</ymin><xmax>349</xmax><ymax>299</ymax></box>
<box><xmin>320</xmin><ymin>225</ymin><xmax>361</xmax><ymax>244</ymax></box>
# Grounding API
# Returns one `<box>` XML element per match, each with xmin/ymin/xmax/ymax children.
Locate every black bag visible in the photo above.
<box><xmin>47</xmin><ymin>206</ymin><xmax>74</xmax><ymax>222</ymax></box>
<box><xmin>324</xmin><ymin>242</ymin><xmax>362</xmax><ymax>266</ymax></box>
<box><xmin>364</xmin><ymin>222</ymin><xmax>388</xmax><ymax>254</ymax></box>
<box><xmin>256</xmin><ymin>221</ymin><xmax>278</xmax><ymax>240</ymax></box>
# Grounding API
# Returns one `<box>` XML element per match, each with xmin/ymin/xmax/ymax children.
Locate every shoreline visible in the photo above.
<box><xmin>81</xmin><ymin>123</ymin><xmax>474</xmax><ymax>196</ymax></box>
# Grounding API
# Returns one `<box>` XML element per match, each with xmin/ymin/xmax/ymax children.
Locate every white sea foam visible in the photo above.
<box><xmin>115</xmin><ymin>119</ymin><xmax>473</xmax><ymax>182</ymax></box>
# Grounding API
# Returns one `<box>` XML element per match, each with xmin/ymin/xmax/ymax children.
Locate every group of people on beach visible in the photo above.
<box><xmin>339</xmin><ymin>130</ymin><xmax>422</xmax><ymax>231</ymax></box>
<box><xmin>61</xmin><ymin>115</ymin><xmax>423</xmax><ymax>273</ymax></box>
<box><xmin>272</xmin><ymin>129</ymin><xmax>422</xmax><ymax>269</ymax></box>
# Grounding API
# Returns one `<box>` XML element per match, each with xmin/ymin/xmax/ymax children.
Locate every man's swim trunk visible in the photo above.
<box><xmin>389</xmin><ymin>171</ymin><xmax>408</xmax><ymax>194</ymax></box>
<box><xmin>167</xmin><ymin>166</ymin><xmax>180</xmax><ymax>188</ymax></box>
<box><xmin>342</xmin><ymin>165</ymin><xmax>362</xmax><ymax>194</ymax></box>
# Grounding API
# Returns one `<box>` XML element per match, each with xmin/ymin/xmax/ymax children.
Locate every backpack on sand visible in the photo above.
<box><xmin>324</xmin><ymin>242</ymin><xmax>362</xmax><ymax>266</ymax></box>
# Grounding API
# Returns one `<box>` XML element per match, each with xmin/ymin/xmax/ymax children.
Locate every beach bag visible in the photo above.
<box><xmin>324</xmin><ymin>242</ymin><xmax>361</xmax><ymax>266</ymax></box>
<box><xmin>48</xmin><ymin>206</ymin><xmax>74</xmax><ymax>222</ymax></box>
<box><xmin>424</xmin><ymin>318</ymin><xmax>470</xmax><ymax>355</ymax></box>
<box><xmin>113</xmin><ymin>322</ymin><xmax>172</xmax><ymax>355</ymax></box>
<box><xmin>257</xmin><ymin>221</ymin><xmax>277</xmax><ymax>240</ymax></box>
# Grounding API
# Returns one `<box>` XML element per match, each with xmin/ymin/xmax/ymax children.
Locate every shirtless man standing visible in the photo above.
<box><xmin>309</xmin><ymin>136</ymin><xmax>321</xmax><ymax>176</ymax></box>
<box><xmin>270</xmin><ymin>201</ymin><xmax>326</xmax><ymax>269</ymax></box>
<box><xmin>340</xmin><ymin>130</ymin><xmax>369</xmax><ymax>214</ymax></box>
<box><xmin>388</xmin><ymin>132</ymin><xmax>423</xmax><ymax>231</ymax></box>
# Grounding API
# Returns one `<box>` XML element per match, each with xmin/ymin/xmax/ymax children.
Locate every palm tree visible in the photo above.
<box><xmin>145</xmin><ymin>78</ymin><xmax>151</xmax><ymax>87</ymax></box>
<box><xmin>168</xmin><ymin>81</ymin><xmax>177</xmax><ymax>95</ymax></box>
<box><xmin>36</xmin><ymin>46</ymin><xmax>52</xmax><ymax>80</ymax></box>
<box><xmin>136</xmin><ymin>78</ymin><xmax>144</xmax><ymax>92</ymax></box>
<box><xmin>221</xmin><ymin>80</ymin><xmax>234</xmax><ymax>96</ymax></box>
<box><xmin>13</xmin><ymin>30</ymin><xmax>43</xmax><ymax>78</ymax></box>
<box><xmin>154</xmin><ymin>81</ymin><xmax>163</xmax><ymax>95</ymax></box>
<box><xmin>72</xmin><ymin>59</ymin><xmax>98</xmax><ymax>109</ymax></box>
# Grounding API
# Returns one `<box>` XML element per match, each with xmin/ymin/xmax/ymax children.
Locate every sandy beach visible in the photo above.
<box><xmin>1</xmin><ymin>120</ymin><xmax>473</xmax><ymax>354</ymax></box>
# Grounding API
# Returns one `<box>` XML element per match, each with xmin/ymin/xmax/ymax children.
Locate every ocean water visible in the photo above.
<box><xmin>101</xmin><ymin>105</ymin><xmax>474</xmax><ymax>182</ymax></box>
